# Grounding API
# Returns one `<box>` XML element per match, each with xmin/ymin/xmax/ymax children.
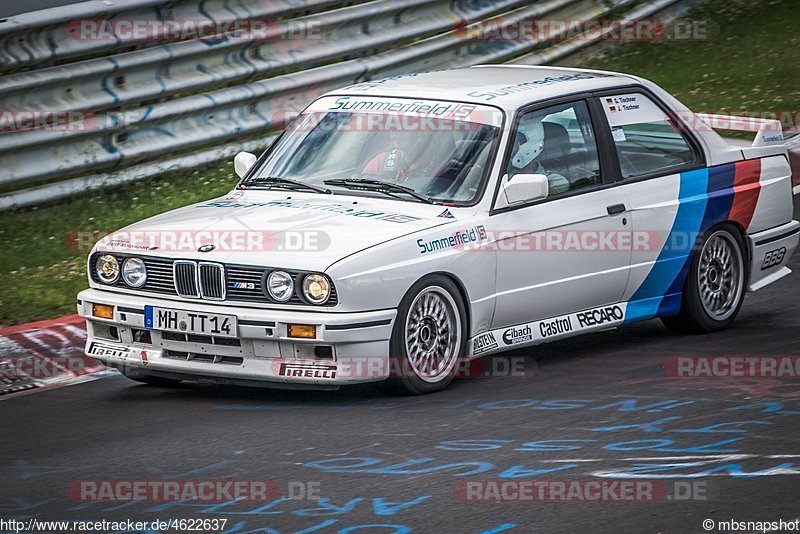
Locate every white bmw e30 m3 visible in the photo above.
<box><xmin>79</xmin><ymin>65</ymin><xmax>799</xmax><ymax>394</ymax></box>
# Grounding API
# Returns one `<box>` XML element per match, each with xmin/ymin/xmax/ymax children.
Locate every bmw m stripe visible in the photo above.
<box><xmin>729</xmin><ymin>159</ymin><xmax>762</xmax><ymax>230</ymax></box>
<box><xmin>625</xmin><ymin>160</ymin><xmax>765</xmax><ymax>323</ymax></box>
<box><xmin>626</xmin><ymin>167</ymin><xmax>709</xmax><ymax>322</ymax></box>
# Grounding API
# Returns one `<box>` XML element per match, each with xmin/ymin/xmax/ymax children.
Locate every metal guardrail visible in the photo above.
<box><xmin>0</xmin><ymin>0</ymin><xmax>695</xmax><ymax>211</ymax></box>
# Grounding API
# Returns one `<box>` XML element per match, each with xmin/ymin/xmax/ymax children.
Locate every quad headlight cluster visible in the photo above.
<box><xmin>265</xmin><ymin>271</ymin><xmax>332</xmax><ymax>305</ymax></box>
<box><xmin>302</xmin><ymin>273</ymin><xmax>332</xmax><ymax>304</ymax></box>
<box><xmin>94</xmin><ymin>254</ymin><xmax>148</xmax><ymax>288</ymax></box>
<box><xmin>266</xmin><ymin>271</ymin><xmax>294</xmax><ymax>302</ymax></box>
<box><xmin>93</xmin><ymin>254</ymin><xmax>333</xmax><ymax>305</ymax></box>
<box><xmin>122</xmin><ymin>257</ymin><xmax>147</xmax><ymax>288</ymax></box>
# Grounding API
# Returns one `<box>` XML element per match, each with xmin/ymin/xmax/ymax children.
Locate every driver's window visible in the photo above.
<box><xmin>507</xmin><ymin>100</ymin><xmax>602</xmax><ymax>197</ymax></box>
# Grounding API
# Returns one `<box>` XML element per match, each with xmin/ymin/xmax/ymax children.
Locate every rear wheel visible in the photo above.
<box><xmin>661</xmin><ymin>225</ymin><xmax>747</xmax><ymax>334</ymax></box>
<box><xmin>382</xmin><ymin>275</ymin><xmax>467</xmax><ymax>395</ymax></box>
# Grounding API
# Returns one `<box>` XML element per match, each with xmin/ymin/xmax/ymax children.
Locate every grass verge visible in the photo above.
<box><xmin>0</xmin><ymin>163</ymin><xmax>238</xmax><ymax>325</ymax></box>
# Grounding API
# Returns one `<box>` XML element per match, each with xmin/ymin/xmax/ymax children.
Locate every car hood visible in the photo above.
<box><xmin>95</xmin><ymin>190</ymin><xmax>465</xmax><ymax>271</ymax></box>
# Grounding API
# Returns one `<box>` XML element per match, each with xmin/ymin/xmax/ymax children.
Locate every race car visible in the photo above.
<box><xmin>78</xmin><ymin>65</ymin><xmax>799</xmax><ymax>394</ymax></box>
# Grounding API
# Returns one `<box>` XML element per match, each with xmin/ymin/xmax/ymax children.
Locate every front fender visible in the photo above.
<box><xmin>327</xmin><ymin>221</ymin><xmax>497</xmax><ymax>336</ymax></box>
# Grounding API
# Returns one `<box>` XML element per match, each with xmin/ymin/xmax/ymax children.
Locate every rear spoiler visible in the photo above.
<box><xmin>695</xmin><ymin>113</ymin><xmax>784</xmax><ymax>147</ymax></box>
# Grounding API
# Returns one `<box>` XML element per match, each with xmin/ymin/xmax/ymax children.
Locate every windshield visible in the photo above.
<box><xmin>246</xmin><ymin>96</ymin><xmax>503</xmax><ymax>204</ymax></box>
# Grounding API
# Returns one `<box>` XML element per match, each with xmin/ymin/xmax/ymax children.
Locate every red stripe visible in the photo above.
<box><xmin>729</xmin><ymin>159</ymin><xmax>762</xmax><ymax>230</ymax></box>
<box><xmin>788</xmin><ymin>150</ymin><xmax>800</xmax><ymax>188</ymax></box>
<box><xmin>0</xmin><ymin>314</ymin><xmax>83</xmax><ymax>336</ymax></box>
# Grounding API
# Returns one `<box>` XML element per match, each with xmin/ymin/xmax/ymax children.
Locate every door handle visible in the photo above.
<box><xmin>607</xmin><ymin>203</ymin><xmax>627</xmax><ymax>215</ymax></box>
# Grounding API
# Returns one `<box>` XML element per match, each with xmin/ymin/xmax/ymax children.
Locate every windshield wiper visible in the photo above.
<box><xmin>323</xmin><ymin>179</ymin><xmax>436</xmax><ymax>204</ymax></box>
<box><xmin>244</xmin><ymin>176</ymin><xmax>331</xmax><ymax>194</ymax></box>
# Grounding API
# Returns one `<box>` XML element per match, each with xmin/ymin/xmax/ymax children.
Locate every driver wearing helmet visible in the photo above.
<box><xmin>361</xmin><ymin>129</ymin><xmax>437</xmax><ymax>183</ymax></box>
<box><xmin>509</xmin><ymin>116</ymin><xmax>569</xmax><ymax>194</ymax></box>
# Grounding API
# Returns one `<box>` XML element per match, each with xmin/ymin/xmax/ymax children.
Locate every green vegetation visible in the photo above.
<box><xmin>1</xmin><ymin>0</ymin><xmax>796</xmax><ymax>325</ymax></box>
<box><xmin>565</xmin><ymin>0</ymin><xmax>799</xmax><ymax>115</ymax></box>
<box><xmin>0</xmin><ymin>164</ymin><xmax>238</xmax><ymax>325</ymax></box>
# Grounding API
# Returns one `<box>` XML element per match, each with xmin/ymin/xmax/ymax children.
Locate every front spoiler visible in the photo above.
<box><xmin>78</xmin><ymin>288</ymin><xmax>397</xmax><ymax>387</ymax></box>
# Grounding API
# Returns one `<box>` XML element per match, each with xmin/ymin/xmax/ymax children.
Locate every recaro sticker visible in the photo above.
<box><xmin>471</xmin><ymin>303</ymin><xmax>629</xmax><ymax>356</ymax></box>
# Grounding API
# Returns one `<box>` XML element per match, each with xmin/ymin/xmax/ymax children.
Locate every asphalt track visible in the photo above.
<box><xmin>2</xmin><ymin>197</ymin><xmax>799</xmax><ymax>533</ymax></box>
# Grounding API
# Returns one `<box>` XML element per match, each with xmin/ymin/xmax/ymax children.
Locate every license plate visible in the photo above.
<box><xmin>145</xmin><ymin>306</ymin><xmax>237</xmax><ymax>338</ymax></box>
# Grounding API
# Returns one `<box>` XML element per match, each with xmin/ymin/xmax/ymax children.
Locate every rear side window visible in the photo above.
<box><xmin>600</xmin><ymin>92</ymin><xmax>700</xmax><ymax>179</ymax></box>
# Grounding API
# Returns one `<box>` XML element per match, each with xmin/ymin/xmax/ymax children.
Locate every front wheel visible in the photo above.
<box><xmin>382</xmin><ymin>275</ymin><xmax>467</xmax><ymax>395</ymax></box>
<box><xmin>661</xmin><ymin>225</ymin><xmax>747</xmax><ymax>334</ymax></box>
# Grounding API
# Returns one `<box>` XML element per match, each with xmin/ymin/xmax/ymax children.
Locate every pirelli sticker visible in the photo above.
<box><xmin>470</xmin><ymin>303</ymin><xmax>628</xmax><ymax>356</ymax></box>
<box><xmin>278</xmin><ymin>362</ymin><xmax>337</xmax><ymax>379</ymax></box>
<box><xmin>86</xmin><ymin>341</ymin><xmax>130</xmax><ymax>359</ymax></box>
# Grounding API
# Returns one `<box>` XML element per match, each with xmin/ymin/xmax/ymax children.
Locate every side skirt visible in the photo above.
<box><xmin>468</xmin><ymin>302</ymin><xmax>631</xmax><ymax>358</ymax></box>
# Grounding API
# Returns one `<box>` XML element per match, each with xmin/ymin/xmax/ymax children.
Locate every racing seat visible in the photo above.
<box><xmin>536</xmin><ymin>122</ymin><xmax>573</xmax><ymax>179</ymax></box>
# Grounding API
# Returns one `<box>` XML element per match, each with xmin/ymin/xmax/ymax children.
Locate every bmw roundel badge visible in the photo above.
<box><xmin>198</xmin><ymin>244</ymin><xmax>216</xmax><ymax>253</ymax></box>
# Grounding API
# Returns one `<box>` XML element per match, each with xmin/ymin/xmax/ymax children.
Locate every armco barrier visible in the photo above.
<box><xmin>0</xmin><ymin>0</ymin><xmax>699</xmax><ymax>211</ymax></box>
<box><xmin>0</xmin><ymin>316</ymin><xmax>101</xmax><ymax>396</ymax></box>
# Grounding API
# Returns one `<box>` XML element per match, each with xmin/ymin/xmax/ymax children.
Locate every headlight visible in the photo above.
<box><xmin>266</xmin><ymin>271</ymin><xmax>294</xmax><ymax>302</ymax></box>
<box><xmin>302</xmin><ymin>273</ymin><xmax>331</xmax><ymax>304</ymax></box>
<box><xmin>122</xmin><ymin>257</ymin><xmax>147</xmax><ymax>288</ymax></box>
<box><xmin>95</xmin><ymin>254</ymin><xmax>120</xmax><ymax>284</ymax></box>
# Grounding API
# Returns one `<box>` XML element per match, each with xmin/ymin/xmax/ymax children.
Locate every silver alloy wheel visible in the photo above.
<box><xmin>404</xmin><ymin>286</ymin><xmax>462</xmax><ymax>383</ymax></box>
<box><xmin>697</xmin><ymin>230</ymin><xmax>744</xmax><ymax>321</ymax></box>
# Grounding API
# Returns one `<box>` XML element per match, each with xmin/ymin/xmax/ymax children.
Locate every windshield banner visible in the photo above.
<box><xmin>306</xmin><ymin>96</ymin><xmax>504</xmax><ymax>127</ymax></box>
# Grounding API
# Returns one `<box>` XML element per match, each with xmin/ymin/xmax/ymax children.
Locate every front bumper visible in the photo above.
<box><xmin>77</xmin><ymin>288</ymin><xmax>396</xmax><ymax>388</ymax></box>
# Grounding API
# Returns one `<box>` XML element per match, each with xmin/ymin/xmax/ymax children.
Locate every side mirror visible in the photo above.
<box><xmin>234</xmin><ymin>152</ymin><xmax>258</xmax><ymax>179</ymax></box>
<box><xmin>502</xmin><ymin>173</ymin><xmax>549</xmax><ymax>205</ymax></box>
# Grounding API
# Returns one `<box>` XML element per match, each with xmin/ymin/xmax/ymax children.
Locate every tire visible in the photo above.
<box><xmin>119</xmin><ymin>368</ymin><xmax>183</xmax><ymax>387</ymax></box>
<box><xmin>382</xmin><ymin>275</ymin><xmax>468</xmax><ymax>395</ymax></box>
<box><xmin>661</xmin><ymin>224</ymin><xmax>747</xmax><ymax>334</ymax></box>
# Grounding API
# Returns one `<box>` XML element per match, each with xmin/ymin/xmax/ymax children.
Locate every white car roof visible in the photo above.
<box><xmin>326</xmin><ymin>65</ymin><xmax>639</xmax><ymax>112</ymax></box>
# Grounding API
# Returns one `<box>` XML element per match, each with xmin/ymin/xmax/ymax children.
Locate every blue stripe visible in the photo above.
<box><xmin>653</xmin><ymin>162</ymin><xmax>737</xmax><ymax>316</ymax></box>
<box><xmin>626</xmin><ymin>167</ymin><xmax>710</xmax><ymax>322</ymax></box>
<box><xmin>701</xmin><ymin>162</ymin><xmax>736</xmax><ymax>234</ymax></box>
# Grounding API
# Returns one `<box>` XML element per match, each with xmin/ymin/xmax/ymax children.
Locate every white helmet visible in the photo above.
<box><xmin>511</xmin><ymin>116</ymin><xmax>545</xmax><ymax>169</ymax></box>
